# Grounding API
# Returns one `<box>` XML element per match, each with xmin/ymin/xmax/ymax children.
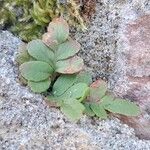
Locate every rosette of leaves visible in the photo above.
<box><xmin>17</xmin><ymin>18</ymin><xmax>140</xmax><ymax>121</ymax></box>
<box><xmin>18</xmin><ymin>18</ymin><xmax>84</xmax><ymax>93</ymax></box>
<box><xmin>84</xmin><ymin>80</ymin><xmax>141</xmax><ymax>119</ymax></box>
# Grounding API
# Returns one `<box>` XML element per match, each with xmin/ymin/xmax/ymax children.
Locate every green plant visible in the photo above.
<box><xmin>18</xmin><ymin>18</ymin><xmax>84</xmax><ymax>92</ymax></box>
<box><xmin>84</xmin><ymin>80</ymin><xmax>140</xmax><ymax>119</ymax></box>
<box><xmin>0</xmin><ymin>0</ymin><xmax>86</xmax><ymax>41</ymax></box>
<box><xmin>17</xmin><ymin>18</ymin><xmax>140</xmax><ymax>121</ymax></box>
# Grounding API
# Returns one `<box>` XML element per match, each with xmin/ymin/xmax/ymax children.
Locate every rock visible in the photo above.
<box><xmin>74</xmin><ymin>0</ymin><xmax>150</xmax><ymax>80</ymax></box>
<box><xmin>0</xmin><ymin>0</ymin><xmax>150</xmax><ymax>148</ymax></box>
<box><xmin>74</xmin><ymin>0</ymin><xmax>150</xmax><ymax>139</ymax></box>
<box><xmin>0</xmin><ymin>31</ymin><xmax>150</xmax><ymax>149</ymax></box>
<box><xmin>109</xmin><ymin>14</ymin><xmax>150</xmax><ymax>139</ymax></box>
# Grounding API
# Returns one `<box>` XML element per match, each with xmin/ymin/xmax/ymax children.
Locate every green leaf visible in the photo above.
<box><xmin>27</xmin><ymin>39</ymin><xmax>54</xmax><ymax>66</ymax></box>
<box><xmin>61</xmin><ymin>83</ymin><xmax>89</xmax><ymax>102</ymax></box>
<box><xmin>56</xmin><ymin>39</ymin><xmax>80</xmax><ymax>61</ymax></box>
<box><xmin>104</xmin><ymin>98</ymin><xmax>140</xmax><ymax>116</ymax></box>
<box><xmin>56</xmin><ymin>56</ymin><xmax>84</xmax><ymax>74</ymax></box>
<box><xmin>20</xmin><ymin>61</ymin><xmax>53</xmax><ymax>82</ymax></box>
<box><xmin>16</xmin><ymin>43</ymin><xmax>34</xmax><ymax>65</ymax></box>
<box><xmin>84</xmin><ymin>103</ymin><xmax>95</xmax><ymax>117</ymax></box>
<box><xmin>75</xmin><ymin>72</ymin><xmax>92</xmax><ymax>86</ymax></box>
<box><xmin>89</xmin><ymin>80</ymin><xmax>107</xmax><ymax>102</ymax></box>
<box><xmin>52</xmin><ymin>74</ymin><xmax>77</xmax><ymax>96</ymax></box>
<box><xmin>42</xmin><ymin>32</ymin><xmax>59</xmax><ymax>50</ymax></box>
<box><xmin>46</xmin><ymin>95</ymin><xmax>63</xmax><ymax>107</ymax></box>
<box><xmin>90</xmin><ymin>103</ymin><xmax>107</xmax><ymax>119</ymax></box>
<box><xmin>100</xmin><ymin>95</ymin><xmax>114</xmax><ymax>106</ymax></box>
<box><xmin>47</xmin><ymin>17</ymin><xmax>69</xmax><ymax>44</ymax></box>
<box><xmin>28</xmin><ymin>79</ymin><xmax>51</xmax><ymax>93</ymax></box>
<box><xmin>60</xmin><ymin>99</ymin><xmax>85</xmax><ymax>121</ymax></box>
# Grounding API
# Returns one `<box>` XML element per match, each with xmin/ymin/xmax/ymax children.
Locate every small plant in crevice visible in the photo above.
<box><xmin>84</xmin><ymin>80</ymin><xmax>140</xmax><ymax>119</ymax></box>
<box><xmin>17</xmin><ymin>18</ymin><xmax>84</xmax><ymax>92</ymax></box>
<box><xmin>17</xmin><ymin>17</ymin><xmax>140</xmax><ymax>121</ymax></box>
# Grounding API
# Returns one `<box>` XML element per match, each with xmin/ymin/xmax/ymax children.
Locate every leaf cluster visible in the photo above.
<box><xmin>84</xmin><ymin>80</ymin><xmax>140</xmax><ymax>119</ymax></box>
<box><xmin>17</xmin><ymin>18</ymin><xmax>84</xmax><ymax>93</ymax></box>
<box><xmin>17</xmin><ymin>18</ymin><xmax>140</xmax><ymax>121</ymax></box>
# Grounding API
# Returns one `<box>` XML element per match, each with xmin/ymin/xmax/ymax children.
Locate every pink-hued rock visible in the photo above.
<box><xmin>110</xmin><ymin>15</ymin><xmax>150</xmax><ymax>139</ymax></box>
<box><xmin>125</xmin><ymin>15</ymin><xmax>150</xmax><ymax>110</ymax></box>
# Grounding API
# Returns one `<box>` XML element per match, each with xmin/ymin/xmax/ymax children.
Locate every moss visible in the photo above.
<box><xmin>0</xmin><ymin>0</ymin><xmax>86</xmax><ymax>41</ymax></box>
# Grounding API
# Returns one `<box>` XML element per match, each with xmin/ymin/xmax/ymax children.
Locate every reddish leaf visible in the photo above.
<box><xmin>56</xmin><ymin>56</ymin><xmax>84</xmax><ymax>74</ymax></box>
<box><xmin>42</xmin><ymin>17</ymin><xmax>69</xmax><ymax>48</ymax></box>
<box><xmin>87</xmin><ymin>79</ymin><xmax>107</xmax><ymax>103</ymax></box>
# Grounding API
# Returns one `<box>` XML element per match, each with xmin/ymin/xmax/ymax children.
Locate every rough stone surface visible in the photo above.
<box><xmin>74</xmin><ymin>0</ymin><xmax>150</xmax><ymax>80</ymax></box>
<box><xmin>108</xmin><ymin>2</ymin><xmax>150</xmax><ymax>140</ymax></box>
<box><xmin>0</xmin><ymin>31</ymin><xmax>150</xmax><ymax>149</ymax></box>
<box><xmin>110</xmin><ymin>15</ymin><xmax>150</xmax><ymax>109</ymax></box>
<box><xmin>0</xmin><ymin>0</ymin><xmax>150</xmax><ymax>148</ymax></box>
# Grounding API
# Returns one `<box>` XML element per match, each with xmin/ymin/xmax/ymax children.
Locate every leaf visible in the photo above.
<box><xmin>52</xmin><ymin>74</ymin><xmax>77</xmax><ymax>96</ymax></box>
<box><xmin>27</xmin><ymin>39</ymin><xmax>54</xmax><ymax>66</ymax></box>
<box><xmin>75</xmin><ymin>72</ymin><xmax>92</xmax><ymax>86</ymax></box>
<box><xmin>100</xmin><ymin>95</ymin><xmax>114</xmax><ymax>106</ymax></box>
<box><xmin>56</xmin><ymin>56</ymin><xmax>84</xmax><ymax>74</ymax></box>
<box><xmin>60</xmin><ymin>99</ymin><xmax>85</xmax><ymax>121</ymax></box>
<box><xmin>84</xmin><ymin>103</ymin><xmax>95</xmax><ymax>117</ymax></box>
<box><xmin>90</xmin><ymin>103</ymin><xmax>107</xmax><ymax>119</ymax></box>
<box><xmin>46</xmin><ymin>95</ymin><xmax>63</xmax><ymax>107</ymax></box>
<box><xmin>19</xmin><ymin>75</ymin><xmax>28</xmax><ymax>85</ymax></box>
<box><xmin>89</xmin><ymin>80</ymin><xmax>107</xmax><ymax>102</ymax></box>
<box><xmin>47</xmin><ymin>17</ymin><xmax>69</xmax><ymax>44</ymax></box>
<box><xmin>42</xmin><ymin>32</ymin><xmax>59</xmax><ymax>49</ymax></box>
<box><xmin>28</xmin><ymin>79</ymin><xmax>51</xmax><ymax>93</ymax></box>
<box><xmin>20</xmin><ymin>61</ymin><xmax>53</xmax><ymax>82</ymax></box>
<box><xmin>61</xmin><ymin>83</ymin><xmax>89</xmax><ymax>102</ymax></box>
<box><xmin>16</xmin><ymin>43</ymin><xmax>34</xmax><ymax>65</ymax></box>
<box><xmin>104</xmin><ymin>98</ymin><xmax>141</xmax><ymax>116</ymax></box>
<box><xmin>56</xmin><ymin>39</ymin><xmax>80</xmax><ymax>61</ymax></box>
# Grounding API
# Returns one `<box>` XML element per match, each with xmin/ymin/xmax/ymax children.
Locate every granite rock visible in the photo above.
<box><xmin>0</xmin><ymin>30</ymin><xmax>150</xmax><ymax>149</ymax></box>
<box><xmin>0</xmin><ymin>0</ymin><xmax>150</xmax><ymax>148</ymax></box>
<box><xmin>109</xmin><ymin>9</ymin><xmax>150</xmax><ymax>140</ymax></box>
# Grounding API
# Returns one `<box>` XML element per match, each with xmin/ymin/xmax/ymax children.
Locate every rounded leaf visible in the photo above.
<box><xmin>56</xmin><ymin>56</ymin><xmax>84</xmax><ymax>74</ymax></box>
<box><xmin>20</xmin><ymin>61</ymin><xmax>53</xmax><ymax>82</ymax></box>
<box><xmin>75</xmin><ymin>72</ymin><xmax>92</xmax><ymax>86</ymax></box>
<box><xmin>84</xmin><ymin>103</ymin><xmax>95</xmax><ymax>117</ymax></box>
<box><xmin>61</xmin><ymin>99</ymin><xmax>85</xmax><ymax>121</ymax></box>
<box><xmin>47</xmin><ymin>17</ymin><xmax>69</xmax><ymax>44</ymax></box>
<box><xmin>52</xmin><ymin>74</ymin><xmax>77</xmax><ymax>96</ymax></box>
<box><xmin>100</xmin><ymin>95</ymin><xmax>114</xmax><ymax>106</ymax></box>
<box><xmin>90</xmin><ymin>104</ymin><xmax>107</xmax><ymax>119</ymax></box>
<box><xmin>42</xmin><ymin>32</ymin><xmax>58</xmax><ymax>50</ymax></box>
<box><xmin>61</xmin><ymin>83</ymin><xmax>90</xmax><ymax>102</ymax></box>
<box><xmin>28</xmin><ymin>79</ymin><xmax>51</xmax><ymax>93</ymax></box>
<box><xmin>16</xmin><ymin>43</ymin><xmax>34</xmax><ymax>65</ymax></box>
<box><xmin>27</xmin><ymin>39</ymin><xmax>54</xmax><ymax>66</ymax></box>
<box><xmin>56</xmin><ymin>40</ymin><xmax>80</xmax><ymax>60</ymax></box>
<box><xmin>104</xmin><ymin>99</ymin><xmax>140</xmax><ymax>116</ymax></box>
<box><xmin>89</xmin><ymin>80</ymin><xmax>107</xmax><ymax>102</ymax></box>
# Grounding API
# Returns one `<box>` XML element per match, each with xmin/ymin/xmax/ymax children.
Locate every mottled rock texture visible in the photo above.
<box><xmin>0</xmin><ymin>0</ymin><xmax>150</xmax><ymax>149</ymax></box>
<box><xmin>111</xmin><ymin>15</ymin><xmax>150</xmax><ymax>110</ymax></box>
<box><xmin>74</xmin><ymin>0</ymin><xmax>150</xmax><ymax>140</ymax></box>
<box><xmin>75</xmin><ymin>0</ymin><xmax>150</xmax><ymax>80</ymax></box>
<box><xmin>1</xmin><ymin>31</ymin><xmax>150</xmax><ymax>149</ymax></box>
<box><xmin>108</xmin><ymin>3</ymin><xmax>150</xmax><ymax>140</ymax></box>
